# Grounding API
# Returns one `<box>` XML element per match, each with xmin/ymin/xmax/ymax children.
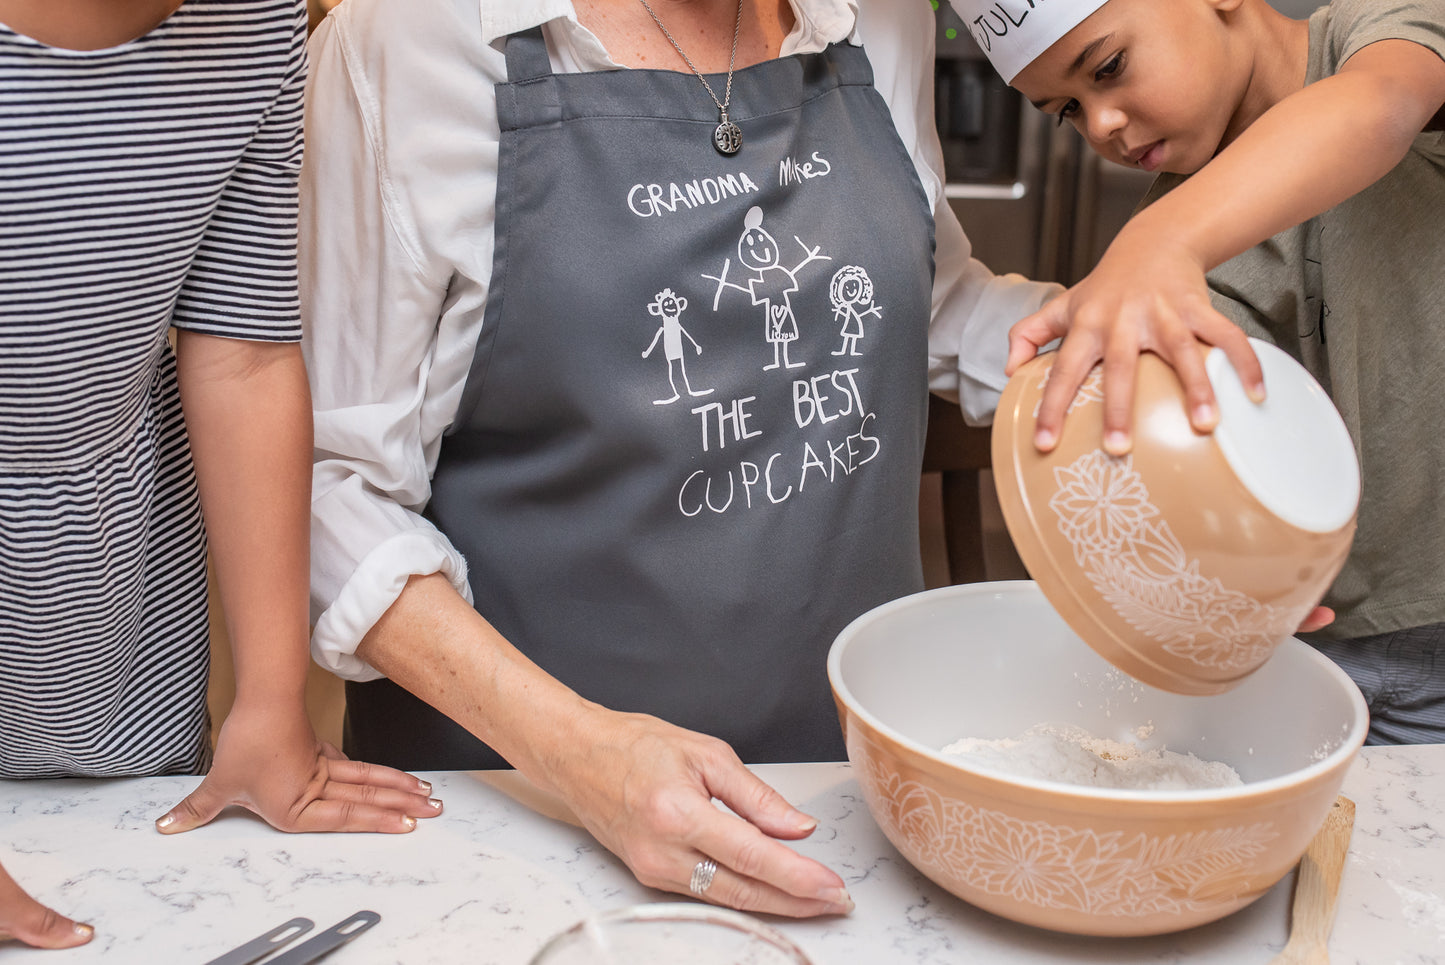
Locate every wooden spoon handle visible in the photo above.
<box><xmin>1289</xmin><ymin>795</ymin><xmax>1356</xmax><ymax>950</ymax></box>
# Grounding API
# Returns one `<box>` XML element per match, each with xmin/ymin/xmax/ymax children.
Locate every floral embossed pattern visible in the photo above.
<box><xmin>857</xmin><ymin>749</ymin><xmax>1277</xmax><ymax>918</ymax></box>
<box><xmin>1038</xmin><ymin>344</ymin><xmax>1302</xmax><ymax>678</ymax></box>
<box><xmin>1032</xmin><ymin>366</ymin><xmax>1104</xmax><ymax>419</ymax></box>
<box><xmin>1047</xmin><ymin>450</ymin><xmax>1296</xmax><ymax>671</ymax></box>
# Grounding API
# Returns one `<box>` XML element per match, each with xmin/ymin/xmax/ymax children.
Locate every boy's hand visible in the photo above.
<box><xmin>155</xmin><ymin>703</ymin><xmax>442</xmax><ymax>835</ymax></box>
<box><xmin>1006</xmin><ymin>230</ymin><xmax>1264</xmax><ymax>454</ymax></box>
<box><xmin>1298</xmin><ymin>606</ymin><xmax>1335</xmax><ymax>635</ymax></box>
<box><xmin>0</xmin><ymin>859</ymin><xmax>92</xmax><ymax>948</ymax></box>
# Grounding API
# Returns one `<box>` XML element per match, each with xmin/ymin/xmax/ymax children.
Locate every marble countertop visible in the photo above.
<box><xmin>2</xmin><ymin>745</ymin><xmax>1441</xmax><ymax>963</ymax></box>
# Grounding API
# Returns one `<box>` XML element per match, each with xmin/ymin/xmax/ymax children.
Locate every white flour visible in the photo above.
<box><xmin>941</xmin><ymin>723</ymin><xmax>1242</xmax><ymax>790</ymax></box>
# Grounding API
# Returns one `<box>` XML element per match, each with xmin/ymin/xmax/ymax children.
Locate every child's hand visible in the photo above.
<box><xmin>0</xmin><ymin>858</ymin><xmax>92</xmax><ymax>948</ymax></box>
<box><xmin>153</xmin><ymin>703</ymin><xmax>442</xmax><ymax>835</ymax></box>
<box><xmin>1298</xmin><ymin>606</ymin><xmax>1335</xmax><ymax>634</ymax></box>
<box><xmin>1005</xmin><ymin>228</ymin><xmax>1264</xmax><ymax>454</ymax></box>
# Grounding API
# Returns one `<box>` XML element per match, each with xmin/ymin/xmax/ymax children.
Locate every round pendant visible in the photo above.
<box><xmin>713</xmin><ymin>119</ymin><xmax>742</xmax><ymax>156</ymax></box>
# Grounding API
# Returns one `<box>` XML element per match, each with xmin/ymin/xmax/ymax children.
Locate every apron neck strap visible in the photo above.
<box><xmin>504</xmin><ymin>27</ymin><xmax>554</xmax><ymax>83</ymax></box>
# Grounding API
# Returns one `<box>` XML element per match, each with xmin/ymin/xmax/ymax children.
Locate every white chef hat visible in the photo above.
<box><xmin>947</xmin><ymin>0</ymin><xmax>1111</xmax><ymax>83</ymax></box>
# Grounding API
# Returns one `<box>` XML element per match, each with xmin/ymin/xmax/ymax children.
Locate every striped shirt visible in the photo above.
<box><xmin>0</xmin><ymin>0</ymin><xmax>305</xmax><ymax>778</ymax></box>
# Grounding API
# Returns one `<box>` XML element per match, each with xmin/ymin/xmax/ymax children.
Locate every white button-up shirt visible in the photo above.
<box><xmin>300</xmin><ymin>0</ymin><xmax>1058</xmax><ymax>679</ymax></box>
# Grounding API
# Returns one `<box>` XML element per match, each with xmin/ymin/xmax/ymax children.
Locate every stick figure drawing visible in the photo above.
<box><xmin>828</xmin><ymin>265</ymin><xmax>879</xmax><ymax>357</ymax></box>
<box><xmin>641</xmin><ymin>287</ymin><xmax>712</xmax><ymax>405</ymax></box>
<box><xmin>703</xmin><ymin>206</ymin><xmax>830</xmax><ymax>372</ymax></box>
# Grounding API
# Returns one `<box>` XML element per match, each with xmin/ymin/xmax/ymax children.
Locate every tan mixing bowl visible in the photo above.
<box><xmin>828</xmin><ymin>581</ymin><xmax>1368</xmax><ymax>937</ymax></box>
<box><xmin>992</xmin><ymin>339</ymin><xmax>1360</xmax><ymax>694</ymax></box>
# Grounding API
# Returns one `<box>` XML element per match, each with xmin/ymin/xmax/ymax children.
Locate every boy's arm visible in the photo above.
<box><xmin>1011</xmin><ymin>39</ymin><xmax>1445</xmax><ymax>453</ymax></box>
<box><xmin>156</xmin><ymin>333</ymin><xmax>439</xmax><ymax>834</ymax></box>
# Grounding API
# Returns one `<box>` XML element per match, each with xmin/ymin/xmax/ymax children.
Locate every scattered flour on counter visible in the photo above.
<box><xmin>941</xmin><ymin>723</ymin><xmax>1242</xmax><ymax>790</ymax></box>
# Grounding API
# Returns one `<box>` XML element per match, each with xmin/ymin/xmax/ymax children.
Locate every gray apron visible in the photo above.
<box><xmin>344</xmin><ymin>28</ymin><xmax>935</xmax><ymax>768</ymax></box>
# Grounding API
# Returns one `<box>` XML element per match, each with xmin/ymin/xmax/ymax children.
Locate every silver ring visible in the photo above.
<box><xmin>689</xmin><ymin>858</ymin><xmax>718</xmax><ymax>895</ymax></box>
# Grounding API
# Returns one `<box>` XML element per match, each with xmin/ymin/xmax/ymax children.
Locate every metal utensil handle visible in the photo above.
<box><xmin>202</xmin><ymin>917</ymin><xmax>314</xmax><ymax>965</ymax></box>
<box><xmin>264</xmin><ymin>910</ymin><xmax>382</xmax><ymax>965</ymax></box>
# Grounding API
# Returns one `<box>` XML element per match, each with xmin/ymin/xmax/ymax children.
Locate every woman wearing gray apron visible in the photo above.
<box><xmin>301</xmin><ymin>0</ymin><xmax>1058</xmax><ymax>916</ymax></box>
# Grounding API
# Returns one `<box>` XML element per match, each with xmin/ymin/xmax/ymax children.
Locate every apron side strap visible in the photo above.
<box><xmin>503</xmin><ymin>27</ymin><xmax>554</xmax><ymax>84</ymax></box>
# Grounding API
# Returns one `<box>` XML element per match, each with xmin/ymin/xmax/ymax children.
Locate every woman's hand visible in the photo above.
<box><xmin>353</xmin><ymin>573</ymin><xmax>850</xmax><ymax>918</ymax></box>
<box><xmin>0</xmin><ymin>859</ymin><xmax>92</xmax><ymax>948</ymax></box>
<box><xmin>155</xmin><ymin>702</ymin><xmax>441</xmax><ymax>835</ymax></box>
<box><xmin>536</xmin><ymin>705</ymin><xmax>853</xmax><ymax>919</ymax></box>
<box><xmin>1005</xmin><ymin>228</ymin><xmax>1263</xmax><ymax>455</ymax></box>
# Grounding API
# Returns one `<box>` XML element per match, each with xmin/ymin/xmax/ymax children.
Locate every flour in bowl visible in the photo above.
<box><xmin>941</xmin><ymin>723</ymin><xmax>1242</xmax><ymax>790</ymax></box>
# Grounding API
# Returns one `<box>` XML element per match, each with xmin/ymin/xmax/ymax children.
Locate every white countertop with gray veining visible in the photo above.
<box><xmin>2</xmin><ymin>746</ymin><xmax>1441</xmax><ymax>963</ymax></box>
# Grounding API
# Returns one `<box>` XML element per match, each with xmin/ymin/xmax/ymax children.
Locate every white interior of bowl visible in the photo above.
<box><xmin>1207</xmin><ymin>339</ymin><xmax>1360</xmax><ymax>534</ymax></box>
<box><xmin>828</xmin><ymin>582</ymin><xmax>1369</xmax><ymax>799</ymax></box>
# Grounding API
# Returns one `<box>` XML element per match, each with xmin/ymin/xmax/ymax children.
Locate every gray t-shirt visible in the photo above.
<box><xmin>1141</xmin><ymin>0</ymin><xmax>1445</xmax><ymax>638</ymax></box>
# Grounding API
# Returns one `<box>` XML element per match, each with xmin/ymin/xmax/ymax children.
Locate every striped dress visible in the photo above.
<box><xmin>0</xmin><ymin>0</ymin><xmax>305</xmax><ymax>778</ymax></box>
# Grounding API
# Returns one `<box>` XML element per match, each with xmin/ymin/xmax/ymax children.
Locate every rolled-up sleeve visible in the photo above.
<box><xmin>926</xmin><ymin>197</ymin><xmax>1060</xmax><ymax>425</ymax></box>
<box><xmin>299</xmin><ymin>13</ymin><xmax>474</xmax><ymax>680</ymax></box>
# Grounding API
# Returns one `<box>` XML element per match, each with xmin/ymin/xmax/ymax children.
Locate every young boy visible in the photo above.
<box><xmin>952</xmin><ymin>0</ymin><xmax>1445</xmax><ymax>742</ymax></box>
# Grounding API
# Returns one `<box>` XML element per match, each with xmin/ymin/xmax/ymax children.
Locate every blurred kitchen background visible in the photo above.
<box><xmin>211</xmin><ymin>0</ymin><xmax>1329</xmax><ymax>748</ymax></box>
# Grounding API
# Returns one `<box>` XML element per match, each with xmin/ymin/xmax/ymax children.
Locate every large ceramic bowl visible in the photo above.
<box><xmin>992</xmin><ymin>339</ymin><xmax>1360</xmax><ymax>694</ymax></box>
<box><xmin>828</xmin><ymin>581</ymin><xmax>1368</xmax><ymax>937</ymax></box>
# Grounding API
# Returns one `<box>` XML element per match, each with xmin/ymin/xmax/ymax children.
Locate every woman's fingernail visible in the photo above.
<box><xmin>416</xmin><ymin>779</ymin><xmax>432</xmax><ymax>793</ymax></box>
<box><xmin>819</xmin><ymin>887</ymin><xmax>854</xmax><ymax>913</ymax></box>
<box><xmin>156</xmin><ymin>813</ymin><xmax>175</xmax><ymax>829</ymax></box>
<box><xmin>1034</xmin><ymin>428</ymin><xmax>1056</xmax><ymax>451</ymax></box>
<box><xmin>1248</xmin><ymin>383</ymin><xmax>1266</xmax><ymax>403</ymax></box>
<box><xmin>402</xmin><ymin>816</ymin><xmax>417</xmax><ymax>831</ymax></box>
<box><xmin>74</xmin><ymin>923</ymin><xmax>94</xmax><ymax>939</ymax></box>
<box><xmin>1192</xmin><ymin>403</ymin><xmax>1216</xmax><ymax>427</ymax></box>
<box><xmin>429</xmin><ymin>798</ymin><xmax>443</xmax><ymax>810</ymax></box>
<box><xmin>1104</xmin><ymin>431</ymin><xmax>1130</xmax><ymax>454</ymax></box>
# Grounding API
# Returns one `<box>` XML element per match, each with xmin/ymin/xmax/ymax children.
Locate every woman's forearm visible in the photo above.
<box><xmin>176</xmin><ymin>332</ymin><xmax>313</xmax><ymax>709</ymax></box>
<box><xmin>356</xmin><ymin>571</ymin><xmax>597</xmax><ymax>788</ymax></box>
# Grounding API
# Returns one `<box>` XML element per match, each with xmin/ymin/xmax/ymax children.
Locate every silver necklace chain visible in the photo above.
<box><xmin>636</xmin><ymin>0</ymin><xmax>745</xmax><ymax>155</ymax></box>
